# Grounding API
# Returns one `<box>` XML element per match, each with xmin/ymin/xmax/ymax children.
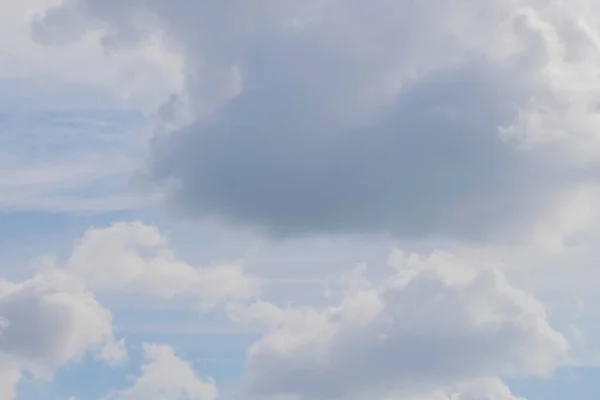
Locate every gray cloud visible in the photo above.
<box><xmin>32</xmin><ymin>0</ymin><xmax>600</xmax><ymax>241</ymax></box>
<box><xmin>150</xmin><ymin>58</ymin><xmax>553</xmax><ymax>240</ymax></box>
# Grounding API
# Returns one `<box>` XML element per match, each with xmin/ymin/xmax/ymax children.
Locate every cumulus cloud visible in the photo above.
<box><xmin>31</xmin><ymin>0</ymin><xmax>600</xmax><ymax>241</ymax></box>
<box><xmin>0</xmin><ymin>270</ymin><xmax>124</xmax><ymax>399</ymax></box>
<box><xmin>237</xmin><ymin>250</ymin><xmax>568</xmax><ymax>400</ymax></box>
<box><xmin>66</xmin><ymin>221</ymin><xmax>260</xmax><ymax>306</ymax></box>
<box><xmin>104</xmin><ymin>343</ymin><xmax>218</xmax><ymax>400</ymax></box>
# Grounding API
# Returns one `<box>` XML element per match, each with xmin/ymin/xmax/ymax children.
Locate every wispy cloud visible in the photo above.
<box><xmin>0</xmin><ymin>108</ymin><xmax>151</xmax><ymax>212</ymax></box>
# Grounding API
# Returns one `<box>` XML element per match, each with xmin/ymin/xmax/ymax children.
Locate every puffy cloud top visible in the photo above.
<box><xmin>105</xmin><ymin>344</ymin><xmax>218</xmax><ymax>400</ymax></box>
<box><xmin>67</xmin><ymin>221</ymin><xmax>260</xmax><ymax>306</ymax></box>
<box><xmin>240</xmin><ymin>250</ymin><xmax>569</xmax><ymax>399</ymax></box>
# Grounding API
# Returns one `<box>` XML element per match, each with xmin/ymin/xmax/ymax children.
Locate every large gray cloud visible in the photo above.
<box><xmin>150</xmin><ymin>59</ymin><xmax>550</xmax><ymax>240</ymax></box>
<box><xmin>32</xmin><ymin>0</ymin><xmax>600</xmax><ymax>241</ymax></box>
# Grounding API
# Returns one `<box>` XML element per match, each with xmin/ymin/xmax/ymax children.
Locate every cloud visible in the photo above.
<box><xmin>0</xmin><ymin>366</ymin><xmax>20</xmax><ymax>400</ymax></box>
<box><xmin>67</xmin><ymin>221</ymin><xmax>260</xmax><ymax>306</ymax></box>
<box><xmin>104</xmin><ymin>343</ymin><xmax>218</xmax><ymax>400</ymax></box>
<box><xmin>396</xmin><ymin>378</ymin><xmax>526</xmax><ymax>400</ymax></box>
<box><xmin>0</xmin><ymin>0</ymin><xmax>182</xmax><ymax>111</ymax></box>
<box><xmin>0</xmin><ymin>102</ymin><xmax>152</xmax><ymax>213</ymax></box>
<box><xmin>0</xmin><ymin>269</ymin><xmax>124</xmax><ymax>399</ymax></box>
<box><xmin>31</xmin><ymin>0</ymin><xmax>600</xmax><ymax>241</ymax></box>
<box><xmin>237</xmin><ymin>250</ymin><xmax>568</xmax><ymax>400</ymax></box>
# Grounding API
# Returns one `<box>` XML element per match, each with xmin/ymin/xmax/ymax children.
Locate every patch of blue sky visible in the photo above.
<box><xmin>509</xmin><ymin>366</ymin><xmax>600</xmax><ymax>400</ymax></box>
<box><xmin>17</xmin><ymin>354</ymin><xmax>135</xmax><ymax>400</ymax></box>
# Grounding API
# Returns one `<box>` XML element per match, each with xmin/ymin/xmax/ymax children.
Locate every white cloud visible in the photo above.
<box><xmin>0</xmin><ymin>0</ymin><xmax>183</xmax><ymax>111</ymax></box>
<box><xmin>239</xmin><ymin>250</ymin><xmax>569</xmax><ymax>400</ymax></box>
<box><xmin>104</xmin><ymin>343</ymin><xmax>218</xmax><ymax>400</ymax></box>
<box><xmin>450</xmin><ymin>181</ymin><xmax>600</xmax><ymax>295</ymax></box>
<box><xmin>404</xmin><ymin>378</ymin><xmax>526</xmax><ymax>400</ymax></box>
<box><xmin>67</xmin><ymin>221</ymin><xmax>260</xmax><ymax>306</ymax></box>
<box><xmin>449</xmin><ymin>379</ymin><xmax>526</xmax><ymax>400</ymax></box>
<box><xmin>0</xmin><ymin>269</ymin><xmax>124</xmax><ymax>398</ymax></box>
<box><xmin>498</xmin><ymin>2</ymin><xmax>600</xmax><ymax>161</ymax></box>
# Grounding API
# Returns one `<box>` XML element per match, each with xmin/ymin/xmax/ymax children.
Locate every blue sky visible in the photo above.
<box><xmin>2</xmin><ymin>1</ymin><xmax>600</xmax><ymax>400</ymax></box>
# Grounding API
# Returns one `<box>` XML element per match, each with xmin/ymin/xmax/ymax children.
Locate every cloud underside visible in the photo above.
<box><xmin>153</xmin><ymin>61</ymin><xmax>545</xmax><ymax>240</ymax></box>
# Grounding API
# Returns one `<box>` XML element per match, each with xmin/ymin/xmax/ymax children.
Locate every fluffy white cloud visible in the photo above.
<box><xmin>0</xmin><ymin>270</ymin><xmax>124</xmax><ymax>399</ymax></box>
<box><xmin>67</xmin><ymin>221</ymin><xmax>260</xmax><ymax>306</ymax></box>
<box><xmin>104</xmin><ymin>343</ymin><xmax>218</xmax><ymax>400</ymax></box>
<box><xmin>237</xmin><ymin>250</ymin><xmax>568</xmax><ymax>400</ymax></box>
<box><xmin>28</xmin><ymin>0</ymin><xmax>600</xmax><ymax>242</ymax></box>
<box><xmin>0</xmin><ymin>219</ymin><xmax>261</xmax><ymax>399</ymax></box>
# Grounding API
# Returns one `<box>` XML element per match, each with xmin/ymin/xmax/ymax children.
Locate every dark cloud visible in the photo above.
<box><xmin>149</xmin><ymin>55</ymin><xmax>554</xmax><ymax>240</ymax></box>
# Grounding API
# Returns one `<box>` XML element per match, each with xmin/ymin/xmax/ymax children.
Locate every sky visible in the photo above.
<box><xmin>2</xmin><ymin>0</ymin><xmax>600</xmax><ymax>399</ymax></box>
